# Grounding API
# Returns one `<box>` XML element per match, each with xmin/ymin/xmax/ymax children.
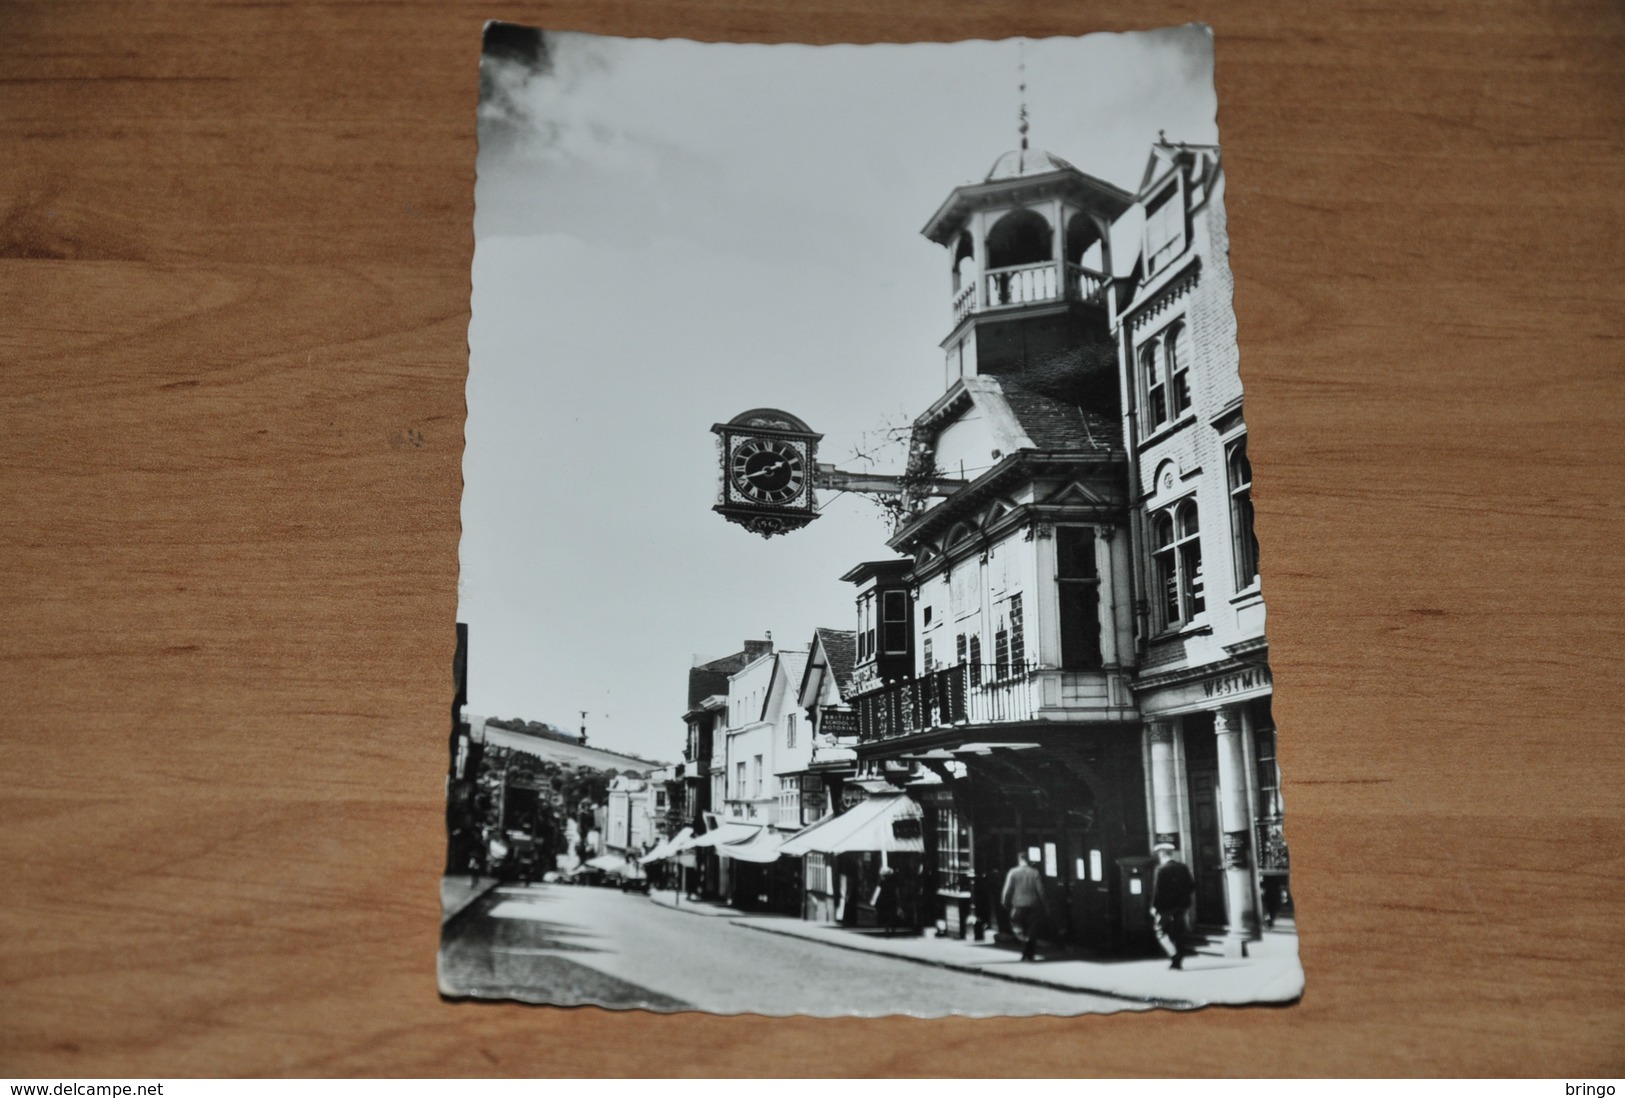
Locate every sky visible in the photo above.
<box><xmin>461</xmin><ymin>26</ymin><xmax>1221</xmax><ymax>760</ymax></box>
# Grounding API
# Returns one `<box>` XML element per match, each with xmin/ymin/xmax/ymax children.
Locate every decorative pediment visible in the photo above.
<box><xmin>983</xmin><ymin>498</ymin><xmax>1016</xmax><ymax>526</ymax></box>
<box><xmin>944</xmin><ymin>521</ymin><xmax>977</xmax><ymax>550</ymax></box>
<box><xmin>1043</xmin><ymin>480</ymin><xmax>1110</xmax><ymax>507</ymax></box>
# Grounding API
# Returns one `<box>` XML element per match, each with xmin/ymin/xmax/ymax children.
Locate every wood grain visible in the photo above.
<box><xmin>2</xmin><ymin>0</ymin><xmax>1622</xmax><ymax>1078</ymax></box>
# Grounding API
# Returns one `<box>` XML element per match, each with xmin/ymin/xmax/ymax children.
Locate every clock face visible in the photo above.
<box><xmin>729</xmin><ymin>436</ymin><xmax>807</xmax><ymax>506</ymax></box>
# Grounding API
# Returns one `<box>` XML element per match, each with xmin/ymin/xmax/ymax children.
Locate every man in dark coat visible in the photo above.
<box><xmin>1151</xmin><ymin>841</ymin><xmax>1197</xmax><ymax>969</ymax></box>
<box><xmin>1001</xmin><ymin>852</ymin><xmax>1047</xmax><ymax>962</ymax></box>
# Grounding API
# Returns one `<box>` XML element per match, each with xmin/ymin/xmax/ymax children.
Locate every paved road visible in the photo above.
<box><xmin>440</xmin><ymin>883</ymin><xmax>1143</xmax><ymax>1016</ymax></box>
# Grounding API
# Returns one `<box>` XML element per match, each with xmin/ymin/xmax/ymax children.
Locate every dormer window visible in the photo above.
<box><xmin>1145</xmin><ymin>183</ymin><xmax>1184</xmax><ymax>276</ymax></box>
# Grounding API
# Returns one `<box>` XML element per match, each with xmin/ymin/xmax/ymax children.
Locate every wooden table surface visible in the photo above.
<box><xmin>3</xmin><ymin>0</ymin><xmax>1622</xmax><ymax>1079</ymax></box>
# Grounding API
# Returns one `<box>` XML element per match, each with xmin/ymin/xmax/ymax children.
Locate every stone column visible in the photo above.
<box><xmin>1213</xmin><ymin>705</ymin><xmax>1260</xmax><ymax>954</ymax></box>
<box><xmin>1145</xmin><ymin>721</ymin><xmax>1181</xmax><ymax>847</ymax></box>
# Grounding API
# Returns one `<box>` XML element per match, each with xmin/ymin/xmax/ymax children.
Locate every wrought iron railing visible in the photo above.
<box><xmin>855</xmin><ymin>663</ymin><xmax>1038</xmax><ymax>743</ymax></box>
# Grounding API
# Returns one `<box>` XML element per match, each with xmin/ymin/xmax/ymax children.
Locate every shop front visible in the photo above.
<box><xmin>866</xmin><ymin>728</ymin><xmax>1149</xmax><ymax>953</ymax></box>
<box><xmin>1137</xmin><ymin>657</ymin><xmax>1289</xmax><ymax>953</ymax></box>
<box><xmin>778</xmin><ymin>791</ymin><xmax>926</xmax><ymax>929</ymax></box>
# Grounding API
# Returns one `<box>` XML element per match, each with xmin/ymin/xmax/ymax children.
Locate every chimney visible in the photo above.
<box><xmin>742</xmin><ymin>638</ymin><xmax>773</xmax><ymax>662</ymax></box>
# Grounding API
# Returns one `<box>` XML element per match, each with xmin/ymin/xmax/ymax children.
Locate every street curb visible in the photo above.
<box><xmin>646</xmin><ymin>893</ymin><xmax>742</xmax><ymax>919</ymax></box>
<box><xmin>440</xmin><ymin>879</ymin><xmax>503</xmax><ymax>928</ymax></box>
<box><xmin>729</xmin><ymin>919</ymin><xmax>1196</xmax><ymax>1010</ymax></box>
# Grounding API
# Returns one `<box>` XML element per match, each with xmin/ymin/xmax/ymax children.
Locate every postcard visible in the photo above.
<box><xmin>440</xmin><ymin>23</ymin><xmax>1302</xmax><ymax>1015</ymax></box>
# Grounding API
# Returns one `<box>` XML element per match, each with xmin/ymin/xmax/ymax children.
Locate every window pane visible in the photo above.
<box><xmin>1178</xmin><ymin>499</ymin><xmax>1199</xmax><ymax>536</ymax></box>
<box><xmin>1153</xmin><ymin>514</ymin><xmax>1174</xmax><ymax>549</ymax></box>
<box><xmin>1156</xmin><ymin>547</ymin><xmax>1179</xmax><ymax>625</ymax></box>
<box><xmin>882</xmin><ymin>621</ymin><xmax>908</xmax><ymax>654</ymax></box>
<box><xmin>1056</xmin><ymin>526</ymin><xmax>1097</xmax><ymax>579</ymax></box>
<box><xmin>1060</xmin><ymin>582</ymin><xmax>1102</xmax><ymax>669</ymax></box>
<box><xmin>1183</xmin><ymin>541</ymin><xmax>1205</xmax><ymax>616</ymax></box>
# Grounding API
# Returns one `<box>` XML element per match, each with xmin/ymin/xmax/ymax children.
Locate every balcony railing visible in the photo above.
<box><xmin>951</xmin><ymin>281</ymin><xmax>976</xmax><ymax>322</ymax></box>
<box><xmin>1067</xmin><ymin>264</ymin><xmax>1108</xmax><ymax>306</ymax></box>
<box><xmin>856</xmin><ymin>663</ymin><xmax>1038</xmax><ymax>744</ymax></box>
<box><xmin>986</xmin><ymin>263</ymin><xmax>1058</xmax><ymax>307</ymax></box>
<box><xmin>975</xmin><ymin>262</ymin><xmax>1110</xmax><ymax>314</ymax></box>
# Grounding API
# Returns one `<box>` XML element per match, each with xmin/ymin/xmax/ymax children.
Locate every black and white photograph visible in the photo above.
<box><xmin>439</xmin><ymin>22</ymin><xmax>1304</xmax><ymax>1016</ymax></box>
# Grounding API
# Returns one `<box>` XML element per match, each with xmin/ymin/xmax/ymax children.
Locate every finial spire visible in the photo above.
<box><xmin>1018</xmin><ymin>39</ymin><xmax>1030</xmax><ymax>154</ymax></box>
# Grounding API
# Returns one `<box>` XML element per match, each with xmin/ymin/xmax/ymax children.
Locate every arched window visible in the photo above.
<box><xmin>952</xmin><ymin>232</ymin><xmax>975</xmax><ymax>292</ymax></box>
<box><xmin>1065</xmin><ymin>213</ymin><xmax>1097</xmax><ymax>265</ymax></box>
<box><xmin>1141</xmin><ymin>340</ymin><xmax>1166</xmax><ymax>428</ymax></box>
<box><xmin>1228</xmin><ymin>438</ymin><xmax>1260</xmax><ymax>590</ymax></box>
<box><xmin>1165</xmin><ymin>321</ymin><xmax>1191</xmax><ymax>416</ymax></box>
<box><xmin>985</xmin><ymin>208</ymin><xmax>1053</xmax><ymax>270</ymax></box>
<box><xmin>1151</xmin><ymin>500</ymin><xmax>1205</xmax><ymax>629</ymax></box>
<box><xmin>1065</xmin><ymin>213</ymin><xmax>1107</xmax><ymax>304</ymax></box>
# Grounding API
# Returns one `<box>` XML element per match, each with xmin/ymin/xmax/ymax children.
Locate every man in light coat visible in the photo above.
<box><xmin>1001</xmin><ymin>852</ymin><xmax>1047</xmax><ymax>962</ymax></box>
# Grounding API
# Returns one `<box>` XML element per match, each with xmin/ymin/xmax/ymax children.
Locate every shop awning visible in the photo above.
<box><xmin>639</xmin><ymin>827</ymin><xmax>693</xmax><ymax>865</ymax></box>
<box><xmin>777</xmin><ymin>793</ymin><xmax>924</xmax><ymax>857</ymax></box>
<box><xmin>714</xmin><ymin>826</ymin><xmax>782</xmax><ymax>864</ymax></box>
<box><xmin>686</xmin><ymin>822</ymin><xmax>761</xmax><ymax>849</ymax></box>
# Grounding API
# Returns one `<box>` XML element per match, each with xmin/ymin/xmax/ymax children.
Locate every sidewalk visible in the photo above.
<box><xmin>723</xmin><ymin>916</ymin><xmax>1303</xmax><ymax>1008</ymax></box>
<box><xmin>440</xmin><ymin>875</ymin><xmax>501</xmax><ymax>924</ymax></box>
<box><xmin>646</xmin><ymin>887</ymin><xmax>749</xmax><ymax>918</ymax></box>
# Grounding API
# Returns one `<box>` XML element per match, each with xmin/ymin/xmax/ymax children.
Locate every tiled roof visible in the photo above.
<box><xmin>814</xmin><ymin>628</ymin><xmax>858</xmax><ymax>698</ymax></box>
<box><xmin>687</xmin><ymin>666</ymin><xmax>732</xmax><ymax>710</ymax></box>
<box><xmin>994</xmin><ymin>378</ymin><xmax>1122</xmax><ymax>454</ymax></box>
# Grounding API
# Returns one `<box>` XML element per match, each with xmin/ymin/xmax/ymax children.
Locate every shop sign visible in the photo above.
<box><xmin>820</xmin><ymin>707</ymin><xmax>858</xmax><ymax>738</ymax></box>
<box><xmin>1222</xmin><ymin>829</ymin><xmax>1251</xmax><ymax>869</ymax></box>
<box><xmin>1142</xmin><ymin>662</ymin><xmax>1274</xmax><ymax>716</ymax></box>
<box><xmin>1201</xmin><ymin>666</ymin><xmax>1273</xmax><ymax>700</ymax></box>
<box><xmin>892</xmin><ymin>817</ymin><xmax>923</xmax><ymax>843</ymax></box>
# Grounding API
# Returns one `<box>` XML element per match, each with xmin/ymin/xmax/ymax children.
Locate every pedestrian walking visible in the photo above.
<box><xmin>1151</xmin><ymin>841</ymin><xmax>1197</xmax><ymax>969</ymax></box>
<box><xmin>1001</xmin><ymin>852</ymin><xmax>1047</xmax><ymax>961</ymax></box>
<box><xmin>873</xmin><ymin>865</ymin><xmax>900</xmax><ymax>936</ymax></box>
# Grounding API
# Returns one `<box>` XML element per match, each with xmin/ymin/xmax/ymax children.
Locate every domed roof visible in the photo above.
<box><xmin>986</xmin><ymin>147</ymin><xmax>1075</xmax><ymax>181</ymax></box>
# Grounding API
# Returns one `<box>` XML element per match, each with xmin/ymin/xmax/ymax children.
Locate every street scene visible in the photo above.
<box><xmin>448</xmin><ymin>26</ymin><xmax>1304</xmax><ymax>1015</ymax></box>
<box><xmin>440</xmin><ymin>881</ymin><xmax>1148</xmax><ymax>1015</ymax></box>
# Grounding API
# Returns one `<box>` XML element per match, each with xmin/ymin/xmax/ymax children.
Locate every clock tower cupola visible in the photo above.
<box><xmin>921</xmin><ymin>109</ymin><xmax>1134</xmax><ymax>410</ymax></box>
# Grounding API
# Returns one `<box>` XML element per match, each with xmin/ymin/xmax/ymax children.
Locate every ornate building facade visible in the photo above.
<box><xmin>842</xmin><ymin>137</ymin><xmax>1289</xmax><ymax>952</ymax></box>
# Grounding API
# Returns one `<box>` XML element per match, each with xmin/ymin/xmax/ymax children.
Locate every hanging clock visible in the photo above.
<box><xmin>711</xmin><ymin>409</ymin><xmax>822</xmax><ymax>538</ymax></box>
